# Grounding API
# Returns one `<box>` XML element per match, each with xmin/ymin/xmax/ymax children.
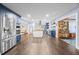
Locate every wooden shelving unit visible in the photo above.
<box><xmin>58</xmin><ymin>20</ymin><xmax>69</xmax><ymax>39</ymax></box>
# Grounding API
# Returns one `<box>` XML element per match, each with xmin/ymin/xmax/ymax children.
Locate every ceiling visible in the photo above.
<box><xmin>2</xmin><ymin>3</ymin><xmax>78</xmax><ymax>20</ymax></box>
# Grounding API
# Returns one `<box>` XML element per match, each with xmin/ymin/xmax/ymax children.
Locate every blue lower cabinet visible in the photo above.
<box><xmin>16</xmin><ymin>35</ymin><xmax>21</xmax><ymax>42</ymax></box>
<box><xmin>50</xmin><ymin>31</ymin><xmax>56</xmax><ymax>38</ymax></box>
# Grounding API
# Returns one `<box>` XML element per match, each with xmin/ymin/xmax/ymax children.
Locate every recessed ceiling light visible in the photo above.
<box><xmin>46</xmin><ymin>14</ymin><xmax>49</xmax><ymax>17</ymax></box>
<box><xmin>27</xmin><ymin>14</ymin><xmax>31</xmax><ymax>18</ymax></box>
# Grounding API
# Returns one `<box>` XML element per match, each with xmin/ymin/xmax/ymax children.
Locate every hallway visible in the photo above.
<box><xmin>4</xmin><ymin>34</ymin><xmax>79</xmax><ymax>55</ymax></box>
<box><xmin>1</xmin><ymin>3</ymin><xmax>79</xmax><ymax>55</ymax></box>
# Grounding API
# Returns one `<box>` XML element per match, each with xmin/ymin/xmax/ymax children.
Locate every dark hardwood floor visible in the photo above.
<box><xmin>4</xmin><ymin>34</ymin><xmax>79</xmax><ymax>55</ymax></box>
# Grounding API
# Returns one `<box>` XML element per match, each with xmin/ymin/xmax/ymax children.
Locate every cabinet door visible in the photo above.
<box><xmin>1</xmin><ymin>41</ymin><xmax>7</xmax><ymax>53</ymax></box>
<box><xmin>9</xmin><ymin>39</ymin><xmax>11</xmax><ymax>48</ymax></box>
<box><xmin>1</xmin><ymin>9</ymin><xmax>6</xmax><ymax>39</ymax></box>
<box><xmin>12</xmin><ymin>36</ymin><xmax>16</xmax><ymax>46</ymax></box>
<box><xmin>7</xmin><ymin>40</ymin><xmax>10</xmax><ymax>50</ymax></box>
<box><xmin>0</xmin><ymin>6</ymin><xmax>3</xmax><ymax>54</ymax></box>
<box><xmin>2</xmin><ymin>11</ymin><xmax>16</xmax><ymax>39</ymax></box>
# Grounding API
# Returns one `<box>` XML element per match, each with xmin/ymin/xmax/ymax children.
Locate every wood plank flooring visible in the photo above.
<box><xmin>4</xmin><ymin>34</ymin><xmax>79</xmax><ymax>55</ymax></box>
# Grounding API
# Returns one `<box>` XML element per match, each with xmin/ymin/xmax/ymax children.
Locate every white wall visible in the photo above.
<box><xmin>69</xmin><ymin>20</ymin><xmax>76</xmax><ymax>33</ymax></box>
<box><xmin>76</xmin><ymin>12</ymin><xmax>79</xmax><ymax>49</ymax></box>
